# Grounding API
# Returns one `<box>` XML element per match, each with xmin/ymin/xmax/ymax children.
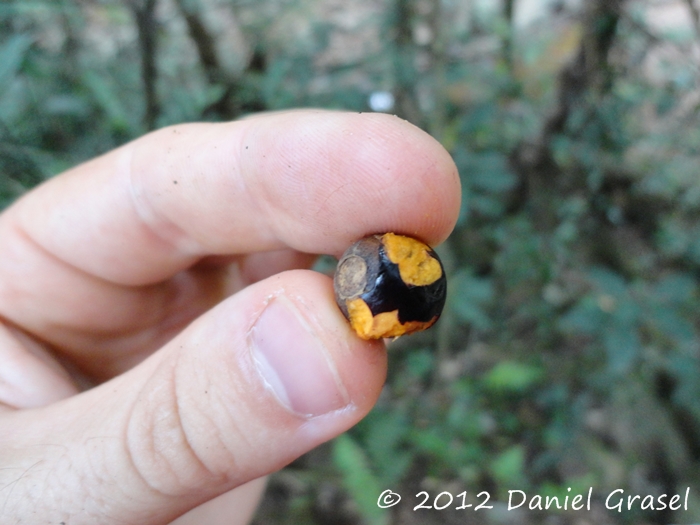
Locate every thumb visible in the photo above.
<box><xmin>1</xmin><ymin>270</ymin><xmax>387</xmax><ymax>525</ymax></box>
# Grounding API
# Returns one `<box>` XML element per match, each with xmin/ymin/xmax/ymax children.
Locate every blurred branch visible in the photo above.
<box><xmin>390</xmin><ymin>0</ymin><xmax>423</xmax><ymax>126</ymax></box>
<box><xmin>128</xmin><ymin>0</ymin><xmax>160</xmax><ymax>130</ymax></box>
<box><xmin>550</xmin><ymin>0</ymin><xmax>622</xmax><ymax>133</ymax></box>
<box><xmin>524</xmin><ymin>1</ymin><xmax>622</xmax><ymax>147</ymax></box>
<box><xmin>0</xmin><ymin>119</ymin><xmax>45</xmax><ymax>190</ymax></box>
<box><xmin>425</xmin><ymin>0</ymin><xmax>447</xmax><ymax>139</ymax></box>
<box><xmin>502</xmin><ymin>0</ymin><xmax>516</xmax><ymax>72</ymax></box>
<box><xmin>432</xmin><ymin>236</ymin><xmax>458</xmax><ymax>386</ymax></box>
<box><xmin>172</xmin><ymin>1</ymin><xmax>266</xmax><ymax>119</ymax></box>
<box><xmin>618</xmin><ymin>4</ymin><xmax>700</xmax><ymax>74</ymax></box>
<box><xmin>683</xmin><ymin>0</ymin><xmax>700</xmax><ymax>40</ymax></box>
<box><xmin>511</xmin><ymin>0</ymin><xmax>624</xmax><ymax>229</ymax></box>
<box><xmin>172</xmin><ymin>0</ymin><xmax>223</xmax><ymax>85</ymax></box>
<box><xmin>59</xmin><ymin>1</ymin><xmax>80</xmax><ymax>76</ymax></box>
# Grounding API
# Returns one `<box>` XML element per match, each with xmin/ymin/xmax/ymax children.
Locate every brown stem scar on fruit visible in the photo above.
<box><xmin>333</xmin><ymin>233</ymin><xmax>447</xmax><ymax>340</ymax></box>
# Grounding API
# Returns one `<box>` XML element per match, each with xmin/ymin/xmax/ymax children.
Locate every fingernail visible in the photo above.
<box><xmin>250</xmin><ymin>296</ymin><xmax>348</xmax><ymax>417</ymax></box>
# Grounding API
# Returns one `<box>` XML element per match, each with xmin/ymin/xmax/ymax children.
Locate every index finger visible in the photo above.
<box><xmin>4</xmin><ymin>110</ymin><xmax>460</xmax><ymax>286</ymax></box>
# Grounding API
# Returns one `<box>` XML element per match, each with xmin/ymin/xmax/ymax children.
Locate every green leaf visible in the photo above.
<box><xmin>467</xmin><ymin>152</ymin><xmax>518</xmax><ymax>193</ymax></box>
<box><xmin>450</xmin><ymin>270</ymin><xmax>494</xmax><ymax>330</ymax></box>
<box><xmin>490</xmin><ymin>445</ymin><xmax>525</xmax><ymax>487</ymax></box>
<box><xmin>404</xmin><ymin>349</ymin><xmax>434</xmax><ymax>379</ymax></box>
<box><xmin>612</xmin><ymin>296</ymin><xmax>641</xmax><ymax>326</ymax></box>
<box><xmin>471</xmin><ymin>194</ymin><xmax>507</xmax><ymax>217</ymax></box>
<box><xmin>82</xmin><ymin>70</ymin><xmax>132</xmax><ymax>134</ymax></box>
<box><xmin>446</xmin><ymin>394</ymin><xmax>481</xmax><ymax>441</ymax></box>
<box><xmin>588</xmin><ymin>267</ymin><xmax>627</xmax><ymax>296</ymax></box>
<box><xmin>453</xmin><ymin>148</ymin><xmax>516</xmax><ymax>222</ymax></box>
<box><xmin>603</xmin><ymin>323</ymin><xmax>640</xmax><ymax>374</ymax></box>
<box><xmin>333</xmin><ymin>434</ymin><xmax>389</xmax><ymax>525</ymax></box>
<box><xmin>0</xmin><ymin>34</ymin><xmax>33</xmax><ymax>91</ymax></box>
<box><xmin>483</xmin><ymin>361</ymin><xmax>544</xmax><ymax>393</ymax></box>
<box><xmin>654</xmin><ymin>273</ymin><xmax>697</xmax><ymax>303</ymax></box>
<box><xmin>410</xmin><ymin>428</ymin><xmax>450</xmax><ymax>460</ymax></box>
<box><xmin>668</xmin><ymin>355</ymin><xmax>700</xmax><ymax>419</ymax></box>
<box><xmin>363</xmin><ymin>411</ymin><xmax>412</xmax><ymax>486</ymax></box>
<box><xmin>646</xmin><ymin>303</ymin><xmax>695</xmax><ymax>344</ymax></box>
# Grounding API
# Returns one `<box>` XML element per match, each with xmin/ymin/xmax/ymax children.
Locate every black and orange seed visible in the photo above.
<box><xmin>333</xmin><ymin>233</ymin><xmax>447</xmax><ymax>340</ymax></box>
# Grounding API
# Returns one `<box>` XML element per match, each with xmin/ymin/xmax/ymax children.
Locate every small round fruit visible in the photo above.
<box><xmin>333</xmin><ymin>233</ymin><xmax>447</xmax><ymax>340</ymax></box>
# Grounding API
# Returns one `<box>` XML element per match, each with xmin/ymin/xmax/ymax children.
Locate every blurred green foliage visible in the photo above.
<box><xmin>3</xmin><ymin>0</ymin><xmax>700</xmax><ymax>524</ymax></box>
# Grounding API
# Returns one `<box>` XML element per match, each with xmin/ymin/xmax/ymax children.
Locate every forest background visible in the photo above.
<box><xmin>2</xmin><ymin>0</ymin><xmax>700</xmax><ymax>524</ymax></box>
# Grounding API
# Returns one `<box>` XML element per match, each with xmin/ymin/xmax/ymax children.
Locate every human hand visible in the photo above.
<box><xmin>0</xmin><ymin>110</ymin><xmax>460</xmax><ymax>524</ymax></box>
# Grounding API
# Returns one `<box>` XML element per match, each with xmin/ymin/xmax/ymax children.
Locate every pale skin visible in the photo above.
<box><xmin>0</xmin><ymin>110</ymin><xmax>460</xmax><ymax>524</ymax></box>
